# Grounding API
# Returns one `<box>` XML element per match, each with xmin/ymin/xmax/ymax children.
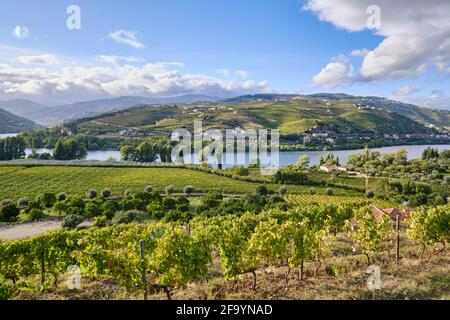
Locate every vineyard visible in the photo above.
<box><xmin>0</xmin><ymin>165</ymin><xmax>361</xmax><ymax>200</ymax></box>
<box><xmin>0</xmin><ymin>203</ymin><xmax>448</xmax><ymax>300</ymax></box>
<box><xmin>285</xmin><ymin>194</ymin><xmax>395</xmax><ymax>208</ymax></box>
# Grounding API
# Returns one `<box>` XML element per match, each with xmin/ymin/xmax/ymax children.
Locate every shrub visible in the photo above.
<box><xmin>28</xmin><ymin>208</ymin><xmax>46</xmax><ymax>221</ymax></box>
<box><xmin>309</xmin><ymin>187</ymin><xmax>317</xmax><ymax>195</ymax></box>
<box><xmin>279</xmin><ymin>186</ymin><xmax>287</xmax><ymax>196</ymax></box>
<box><xmin>144</xmin><ymin>185</ymin><xmax>153</xmax><ymax>193</ymax></box>
<box><xmin>112</xmin><ymin>210</ymin><xmax>142</xmax><ymax>225</ymax></box>
<box><xmin>147</xmin><ymin>201</ymin><xmax>165</xmax><ymax>219</ymax></box>
<box><xmin>93</xmin><ymin>216</ymin><xmax>108</xmax><ymax>227</ymax></box>
<box><xmin>231</xmin><ymin>166</ymin><xmax>249</xmax><ymax>176</ymax></box>
<box><xmin>100</xmin><ymin>200</ymin><xmax>120</xmax><ymax>219</ymax></box>
<box><xmin>183</xmin><ymin>185</ymin><xmax>194</xmax><ymax>195</ymax></box>
<box><xmin>365</xmin><ymin>190</ymin><xmax>375</xmax><ymax>199</ymax></box>
<box><xmin>0</xmin><ymin>203</ymin><xmax>20</xmax><ymax>222</ymax></box>
<box><xmin>62</xmin><ymin>214</ymin><xmax>85</xmax><ymax>229</ymax></box>
<box><xmin>52</xmin><ymin>201</ymin><xmax>67</xmax><ymax>215</ymax></box>
<box><xmin>56</xmin><ymin>192</ymin><xmax>67</xmax><ymax>201</ymax></box>
<box><xmin>124</xmin><ymin>189</ymin><xmax>133</xmax><ymax>198</ymax></box>
<box><xmin>162</xmin><ymin>197</ymin><xmax>177</xmax><ymax>210</ymax></box>
<box><xmin>269</xmin><ymin>195</ymin><xmax>284</xmax><ymax>204</ymax></box>
<box><xmin>36</xmin><ymin>193</ymin><xmax>57</xmax><ymax>208</ymax></box>
<box><xmin>85</xmin><ymin>202</ymin><xmax>101</xmax><ymax>218</ymax></box>
<box><xmin>0</xmin><ymin>275</ymin><xmax>12</xmax><ymax>300</ymax></box>
<box><xmin>86</xmin><ymin>189</ymin><xmax>98</xmax><ymax>199</ymax></box>
<box><xmin>17</xmin><ymin>197</ymin><xmax>29</xmax><ymax>208</ymax></box>
<box><xmin>165</xmin><ymin>185</ymin><xmax>174</xmax><ymax>195</ymax></box>
<box><xmin>101</xmin><ymin>188</ymin><xmax>111</xmax><ymax>198</ymax></box>
<box><xmin>255</xmin><ymin>185</ymin><xmax>269</xmax><ymax>197</ymax></box>
<box><xmin>325</xmin><ymin>188</ymin><xmax>333</xmax><ymax>196</ymax></box>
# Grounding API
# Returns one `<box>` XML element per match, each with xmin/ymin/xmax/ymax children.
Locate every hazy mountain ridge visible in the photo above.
<box><xmin>0</xmin><ymin>94</ymin><xmax>222</xmax><ymax>126</ymax></box>
<box><xmin>0</xmin><ymin>108</ymin><xmax>41</xmax><ymax>133</ymax></box>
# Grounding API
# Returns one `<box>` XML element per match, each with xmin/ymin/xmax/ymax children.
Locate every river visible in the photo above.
<box><xmin>2</xmin><ymin>133</ymin><xmax>449</xmax><ymax>166</ymax></box>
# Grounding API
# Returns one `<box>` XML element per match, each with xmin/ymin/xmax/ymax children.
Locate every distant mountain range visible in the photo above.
<box><xmin>0</xmin><ymin>93</ymin><xmax>448</xmax><ymax>131</ymax></box>
<box><xmin>0</xmin><ymin>108</ymin><xmax>40</xmax><ymax>133</ymax></box>
<box><xmin>0</xmin><ymin>94</ymin><xmax>222</xmax><ymax>126</ymax></box>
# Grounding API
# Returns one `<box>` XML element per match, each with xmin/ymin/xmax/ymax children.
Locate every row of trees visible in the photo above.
<box><xmin>0</xmin><ymin>136</ymin><xmax>26</xmax><ymax>161</ymax></box>
<box><xmin>120</xmin><ymin>141</ymin><xmax>172</xmax><ymax>163</ymax></box>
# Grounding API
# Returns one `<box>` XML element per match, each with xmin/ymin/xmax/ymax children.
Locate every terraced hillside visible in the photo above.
<box><xmin>68</xmin><ymin>94</ymin><xmax>446</xmax><ymax>136</ymax></box>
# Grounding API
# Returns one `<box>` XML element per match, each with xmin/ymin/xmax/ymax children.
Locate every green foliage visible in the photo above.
<box><xmin>17</xmin><ymin>197</ymin><xmax>29</xmax><ymax>208</ymax></box>
<box><xmin>165</xmin><ymin>185</ymin><xmax>174</xmax><ymax>195</ymax></box>
<box><xmin>183</xmin><ymin>185</ymin><xmax>194</xmax><ymax>195</ymax></box>
<box><xmin>101</xmin><ymin>188</ymin><xmax>111</xmax><ymax>198</ymax></box>
<box><xmin>86</xmin><ymin>189</ymin><xmax>98</xmax><ymax>199</ymax></box>
<box><xmin>28</xmin><ymin>208</ymin><xmax>46</xmax><ymax>221</ymax></box>
<box><xmin>56</xmin><ymin>192</ymin><xmax>67</xmax><ymax>201</ymax></box>
<box><xmin>279</xmin><ymin>186</ymin><xmax>287</xmax><ymax>196</ymax></box>
<box><xmin>407</xmin><ymin>205</ymin><xmax>450</xmax><ymax>249</ymax></box>
<box><xmin>144</xmin><ymin>185</ymin><xmax>153</xmax><ymax>193</ymax></box>
<box><xmin>0</xmin><ymin>275</ymin><xmax>12</xmax><ymax>300</ymax></box>
<box><xmin>346</xmin><ymin>206</ymin><xmax>393</xmax><ymax>264</ymax></box>
<box><xmin>112</xmin><ymin>210</ymin><xmax>143</xmax><ymax>225</ymax></box>
<box><xmin>36</xmin><ymin>193</ymin><xmax>56</xmax><ymax>208</ymax></box>
<box><xmin>255</xmin><ymin>185</ymin><xmax>269</xmax><ymax>197</ymax></box>
<box><xmin>325</xmin><ymin>188</ymin><xmax>333</xmax><ymax>196</ymax></box>
<box><xmin>0</xmin><ymin>202</ymin><xmax>20</xmax><ymax>222</ymax></box>
<box><xmin>0</xmin><ymin>136</ymin><xmax>26</xmax><ymax>161</ymax></box>
<box><xmin>62</xmin><ymin>214</ymin><xmax>85</xmax><ymax>229</ymax></box>
<box><xmin>53</xmin><ymin>138</ymin><xmax>87</xmax><ymax>160</ymax></box>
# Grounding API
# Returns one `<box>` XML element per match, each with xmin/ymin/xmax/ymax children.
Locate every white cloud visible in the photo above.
<box><xmin>235</xmin><ymin>70</ymin><xmax>251</xmax><ymax>79</ymax></box>
<box><xmin>393</xmin><ymin>85</ymin><xmax>422</xmax><ymax>96</ymax></box>
<box><xmin>96</xmin><ymin>55</ymin><xmax>143</xmax><ymax>64</ymax></box>
<box><xmin>397</xmin><ymin>90</ymin><xmax>450</xmax><ymax>110</ymax></box>
<box><xmin>13</xmin><ymin>26</ymin><xmax>29</xmax><ymax>39</ymax></box>
<box><xmin>17</xmin><ymin>54</ymin><xmax>59</xmax><ymax>65</ymax></box>
<box><xmin>312</xmin><ymin>56</ymin><xmax>354</xmax><ymax>89</ymax></box>
<box><xmin>216</xmin><ymin>69</ymin><xmax>230</xmax><ymax>77</ymax></box>
<box><xmin>108</xmin><ymin>30</ymin><xmax>145</xmax><ymax>49</ymax></box>
<box><xmin>351</xmin><ymin>49</ymin><xmax>369</xmax><ymax>57</ymax></box>
<box><xmin>0</xmin><ymin>60</ymin><xmax>271</xmax><ymax>103</ymax></box>
<box><xmin>304</xmin><ymin>0</ymin><xmax>450</xmax><ymax>81</ymax></box>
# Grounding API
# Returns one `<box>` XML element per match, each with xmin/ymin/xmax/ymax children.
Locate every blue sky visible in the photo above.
<box><xmin>0</xmin><ymin>0</ymin><xmax>449</xmax><ymax>108</ymax></box>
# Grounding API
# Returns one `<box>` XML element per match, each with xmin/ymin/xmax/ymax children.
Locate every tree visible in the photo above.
<box><xmin>279</xmin><ymin>186</ymin><xmax>287</xmax><ymax>196</ymax></box>
<box><xmin>0</xmin><ymin>136</ymin><xmax>26</xmax><ymax>160</ymax></box>
<box><xmin>165</xmin><ymin>185</ymin><xmax>174</xmax><ymax>195</ymax></box>
<box><xmin>86</xmin><ymin>189</ymin><xmax>98</xmax><ymax>199</ymax></box>
<box><xmin>53</xmin><ymin>138</ymin><xmax>87</xmax><ymax>160</ymax></box>
<box><xmin>183</xmin><ymin>185</ymin><xmax>194</xmax><ymax>195</ymax></box>
<box><xmin>296</xmin><ymin>155</ymin><xmax>310</xmax><ymax>169</ymax></box>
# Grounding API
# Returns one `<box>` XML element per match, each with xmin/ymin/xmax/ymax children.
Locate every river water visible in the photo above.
<box><xmin>1</xmin><ymin>133</ymin><xmax>448</xmax><ymax>167</ymax></box>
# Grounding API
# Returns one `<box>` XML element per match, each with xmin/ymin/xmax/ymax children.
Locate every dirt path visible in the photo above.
<box><xmin>0</xmin><ymin>220</ymin><xmax>63</xmax><ymax>241</ymax></box>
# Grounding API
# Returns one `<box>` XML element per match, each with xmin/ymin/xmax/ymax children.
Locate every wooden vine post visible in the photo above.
<box><xmin>139</xmin><ymin>240</ymin><xmax>148</xmax><ymax>300</ymax></box>
<box><xmin>395</xmin><ymin>215</ymin><xmax>400</xmax><ymax>262</ymax></box>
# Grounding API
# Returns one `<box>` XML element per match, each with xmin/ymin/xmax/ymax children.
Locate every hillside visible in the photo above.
<box><xmin>0</xmin><ymin>108</ymin><xmax>40</xmax><ymax>133</ymax></box>
<box><xmin>2</xmin><ymin>95</ymin><xmax>222</xmax><ymax>126</ymax></box>
<box><xmin>68</xmin><ymin>94</ymin><xmax>444</xmax><ymax>137</ymax></box>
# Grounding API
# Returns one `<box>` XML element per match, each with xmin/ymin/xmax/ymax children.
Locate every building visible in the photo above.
<box><xmin>319</xmin><ymin>165</ymin><xmax>347</xmax><ymax>173</ymax></box>
<box><xmin>371</xmin><ymin>206</ymin><xmax>410</xmax><ymax>222</ymax></box>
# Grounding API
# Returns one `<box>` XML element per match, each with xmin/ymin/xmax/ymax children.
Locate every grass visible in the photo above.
<box><xmin>0</xmin><ymin>165</ymin><xmax>361</xmax><ymax>200</ymax></box>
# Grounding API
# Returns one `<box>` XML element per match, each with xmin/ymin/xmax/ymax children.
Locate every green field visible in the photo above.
<box><xmin>0</xmin><ymin>166</ymin><xmax>362</xmax><ymax>200</ymax></box>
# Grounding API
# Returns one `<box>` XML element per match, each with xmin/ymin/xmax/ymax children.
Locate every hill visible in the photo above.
<box><xmin>6</xmin><ymin>95</ymin><xmax>222</xmax><ymax>126</ymax></box>
<box><xmin>68</xmin><ymin>94</ymin><xmax>444</xmax><ymax>137</ymax></box>
<box><xmin>0</xmin><ymin>108</ymin><xmax>41</xmax><ymax>133</ymax></box>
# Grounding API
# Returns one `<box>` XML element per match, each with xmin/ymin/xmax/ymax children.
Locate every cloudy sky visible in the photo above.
<box><xmin>0</xmin><ymin>0</ymin><xmax>449</xmax><ymax>108</ymax></box>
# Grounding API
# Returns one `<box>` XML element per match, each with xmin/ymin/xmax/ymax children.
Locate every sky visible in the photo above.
<box><xmin>0</xmin><ymin>0</ymin><xmax>449</xmax><ymax>108</ymax></box>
